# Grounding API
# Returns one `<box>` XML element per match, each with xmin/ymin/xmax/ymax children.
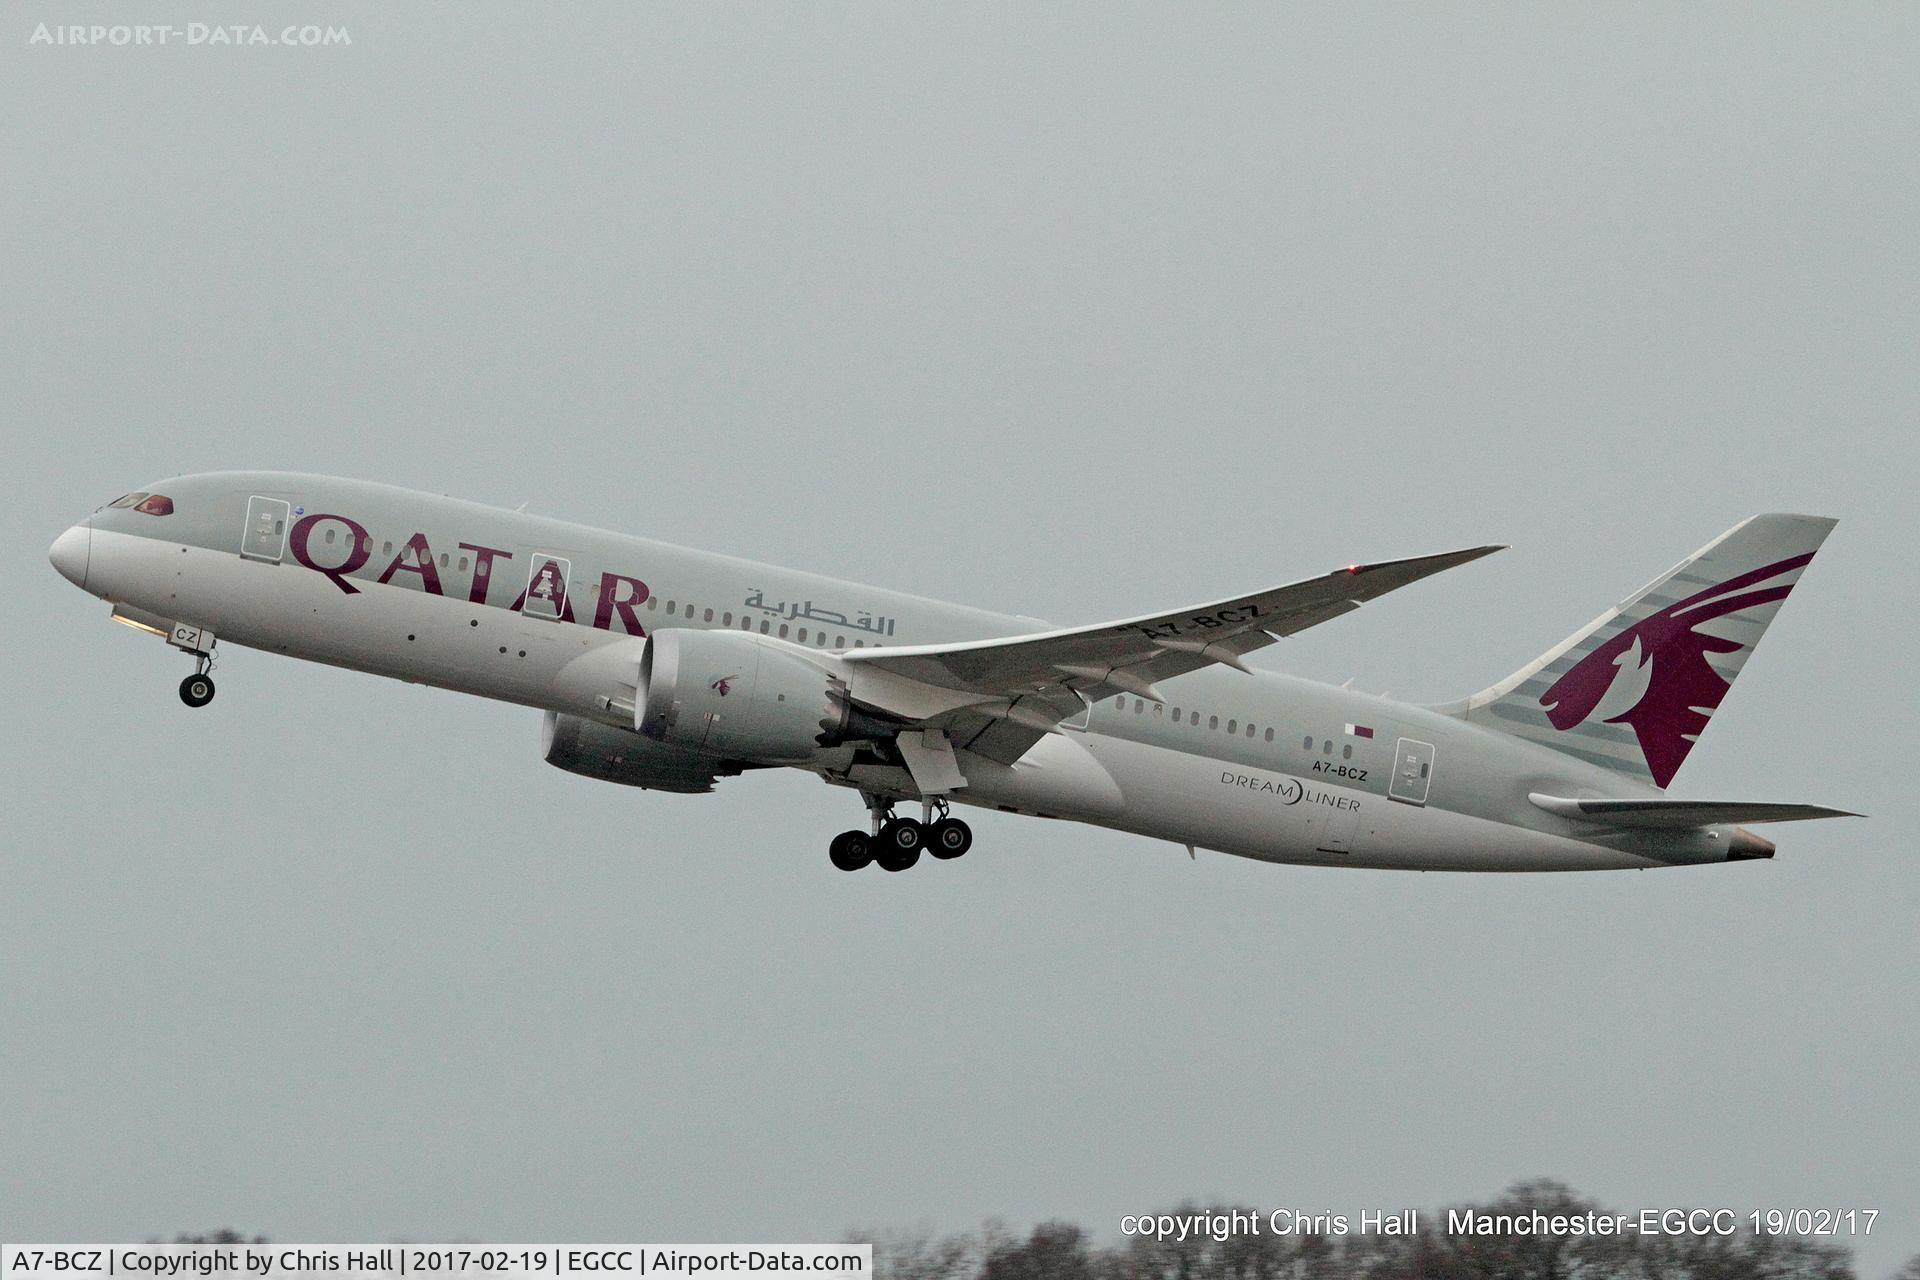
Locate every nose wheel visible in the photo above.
<box><xmin>178</xmin><ymin>651</ymin><xmax>217</xmax><ymax>708</ymax></box>
<box><xmin>829</xmin><ymin>795</ymin><xmax>970</xmax><ymax>871</ymax></box>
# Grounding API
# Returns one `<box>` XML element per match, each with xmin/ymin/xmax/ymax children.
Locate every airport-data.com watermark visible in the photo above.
<box><xmin>28</xmin><ymin>21</ymin><xmax>350</xmax><ymax>48</ymax></box>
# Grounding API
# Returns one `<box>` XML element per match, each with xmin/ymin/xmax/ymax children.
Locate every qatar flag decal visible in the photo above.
<box><xmin>1343</xmin><ymin>723</ymin><xmax>1374</xmax><ymax>739</ymax></box>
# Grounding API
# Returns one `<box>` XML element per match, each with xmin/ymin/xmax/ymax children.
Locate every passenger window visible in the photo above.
<box><xmin>854</xmin><ymin>638</ymin><xmax>864</xmax><ymax>647</ymax></box>
<box><xmin>817</xmin><ymin>633</ymin><xmax>827</xmax><ymax>646</ymax></box>
<box><xmin>1190</xmin><ymin>711</ymin><xmax>1199</xmax><ymax>725</ymax></box>
<box><xmin>1264</xmin><ymin>728</ymin><xmax>1274</xmax><ymax>742</ymax></box>
<box><xmin>359</xmin><ymin>534</ymin><xmax>371</xmax><ymax>554</ymax></box>
<box><xmin>1135</xmin><ymin>700</ymin><xmax>1144</xmax><ymax>714</ymax></box>
<box><xmin>704</xmin><ymin>608</ymin><xmax>714</xmax><ymax>622</ymax></box>
<box><xmin>1153</xmin><ymin>703</ymin><xmax>1163</xmax><ymax>717</ymax></box>
<box><xmin>382</xmin><ymin>541</ymin><xmax>393</xmax><ymax>557</ymax></box>
<box><xmin>835</xmin><ymin>634</ymin><xmax>845</xmax><ymax>647</ymax></box>
<box><xmin>647</xmin><ymin>597</ymin><xmax>658</xmax><ymax>610</ymax></box>
<box><xmin>1343</xmin><ymin>744</ymin><xmax>1353</xmax><ymax>759</ymax></box>
<box><xmin>1209</xmin><ymin>715</ymin><xmax>1219</xmax><ymax>730</ymax></box>
<box><xmin>759</xmin><ymin>620</ymin><xmax>769</xmax><ymax>634</ymax></box>
<box><xmin>723</xmin><ymin>612</ymin><xmax>732</xmax><ymax>625</ymax></box>
<box><xmin>779</xmin><ymin>624</ymin><xmax>789</xmax><ymax>638</ymax></box>
<box><xmin>666</xmin><ymin>600</ymin><xmax>676</xmax><ymax>612</ymax></box>
<box><xmin>685</xmin><ymin>603</ymin><xmax>696</xmax><ymax>618</ymax></box>
<box><xmin>458</xmin><ymin>556</ymin><xmax>469</xmax><ymax>572</ymax></box>
<box><xmin>1303</xmin><ymin>735</ymin><xmax>1313</xmax><ymax>750</ymax></box>
<box><xmin>324</xmin><ymin>528</ymin><xmax>337</xmax><ymax>545</ymax></box>
<box><xmin>438</xmin><ymin>554</ymin><xmax>448</xmax><ymax>568</ymax></box>
<box><xmin>1170</xmin><ymin>707</ymin><xmax>1181</xmax><ymax>721</ymax></box>
<box><xmin>1247</xmin><ymin>723</ymin><xmax>1256</xmax><ymax>738</ymax></box>
<box><xmin>798</xmin><ymin>628</ymin><xmax>808</xmax><ymax>643</ymax></box>
<box><xmin>1323</xmin><ymin>740</ymin><xmax>1333</xmax><ymax>755</ymax></box>
<box><xmin>1227</xmin><ymin>719</ymin><xmax>1237</xmax><ymax>734</ymax></box>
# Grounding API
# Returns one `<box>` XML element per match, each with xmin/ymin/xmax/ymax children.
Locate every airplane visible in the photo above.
<box><xmin>47</xmin><ymin>472</ymin><xmax>1858</xmax><ymax>873</ymax></box>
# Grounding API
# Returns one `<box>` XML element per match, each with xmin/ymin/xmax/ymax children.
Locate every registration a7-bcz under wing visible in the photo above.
<box><xmin>48</xmin><ymin>473</ymin><xmax>1858</xmax><ymax>872</ymax></box>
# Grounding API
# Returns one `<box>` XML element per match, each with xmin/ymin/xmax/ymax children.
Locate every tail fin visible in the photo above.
<box><xmin>1440</xmin><ymin>513</ymin><xmax>1836</xmax><ymax>788</ymax></box>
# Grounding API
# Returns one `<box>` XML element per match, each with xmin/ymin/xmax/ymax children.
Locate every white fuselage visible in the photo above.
<box><xmin>56</xmin><ymin>472</ymin><xmax>1722</xmax><ymax>873</ymax></box>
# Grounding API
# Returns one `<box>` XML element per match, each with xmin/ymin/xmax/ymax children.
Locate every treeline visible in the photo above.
<box><xmin>860</xmin><ymin>1182</ymin><xmax>1918</xmax><ymax>1280</ymax></box>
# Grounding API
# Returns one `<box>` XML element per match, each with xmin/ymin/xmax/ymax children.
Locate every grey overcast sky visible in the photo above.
<box><xmin>3</xmin><ymin>2</ymin><xmax>1916</xmax><ymax>1272</ymax></box>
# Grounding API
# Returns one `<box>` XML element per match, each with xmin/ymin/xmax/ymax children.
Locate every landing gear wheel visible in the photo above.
<box><xmin>829</xmin><ymin>830</ymin><xmax>872</xmax><ymax>872</ymax></box>
<box><xmin>179</xmin><ymin>673</ymin><xmax>216</xmax><ymax>708</ymax></box>
<box><xmin>928</xmin><ymin>817</ymin><xmax>972</xmax><ymax>859</ymax></box>
<box><xmin>875</xmin><ymin>819</ymin><xmax>924</xmax><ymax>872</ymax></box>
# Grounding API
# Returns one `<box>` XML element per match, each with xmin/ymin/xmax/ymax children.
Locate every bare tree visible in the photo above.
<box><xmin>860</xmin><ymin>1225</ymin><xmax>979</xmax><ymax>1280</ymax></box>
<box><xmin>981</xmin><ymin>1222</ymin><xmax>1097</xmax><ymax>1280</ymax></box>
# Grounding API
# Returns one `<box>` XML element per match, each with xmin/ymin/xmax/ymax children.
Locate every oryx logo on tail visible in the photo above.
<box><xmin>1448</xmin><ymin>512</ymin><xmax>1835</xmax><ymax>789</ymax></box>
<box><xmin>1539</xmin><ymin>554</ymin><xmax>1812</xmax><ymax>787</ymax></box>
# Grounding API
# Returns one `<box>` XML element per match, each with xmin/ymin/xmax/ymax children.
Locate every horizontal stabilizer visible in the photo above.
<box><xmin>1529</xmin><ymin>794</ymin><xmax>1861</xmax><ymax>829</ymax></box>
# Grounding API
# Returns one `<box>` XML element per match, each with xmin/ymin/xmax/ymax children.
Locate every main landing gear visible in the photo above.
<box><xmin>829</xmin><ymin>795</ymin><xmax>972</xmax><ymax>872</ymax></box>
<box><xmin>178</xmin><ymin>650</ymin><xmax>217</xmax><ymax>708</ymax></box>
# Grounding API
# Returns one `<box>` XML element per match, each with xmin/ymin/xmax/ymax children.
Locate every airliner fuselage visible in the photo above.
<box><xmin>50</xmin><ymin>472</ymin><xmax>1846</xmax><ymax>873</ymax></box>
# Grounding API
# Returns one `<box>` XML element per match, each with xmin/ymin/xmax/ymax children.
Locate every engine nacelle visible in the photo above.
<box><xmin>542</xmin><ymin>710</ymin><xmax>723</xmax><ymax>793</ymax></box>
<box><xmin>639</xmin><ymin>628</ymin><xmax>855</xmax><ymax>764</ymax></box>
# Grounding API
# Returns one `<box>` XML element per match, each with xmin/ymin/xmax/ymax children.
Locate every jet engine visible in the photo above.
<box><xmin>638</xmin><ymin>628</ymin><xmax>886</xmax><ymax>763</ymax></box>
<box><xmin>542</xmin><ymin>710</ymin><xmax>725</xmax><ymax>793</ymax></box>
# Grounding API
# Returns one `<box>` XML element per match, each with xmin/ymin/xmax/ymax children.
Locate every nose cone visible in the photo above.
<box><xmin>49</xmin><ymin>522</ymin><xmax>90</xmax><ymax>589</ymax></box>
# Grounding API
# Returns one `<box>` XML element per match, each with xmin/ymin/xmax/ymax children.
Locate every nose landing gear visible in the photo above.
<box><xmin>178</xmin><ymin>649</ymin><xmax>217</xmax><ymax>708</ymax></box>
<box><xmin>829</xmin><ymin>794</ymin><xmax>971</xmax><ymax>872</ymax></box>
<box><xmin>179</xmin><ymin>672</ymin><xmax>216</xmax><ymax>708</ymax></box>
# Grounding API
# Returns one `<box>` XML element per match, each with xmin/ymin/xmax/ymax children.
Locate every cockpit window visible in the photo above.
<box><xmin>106</xmin><ymin>492</ymin><xmax>173</xmax><ymax>515</ymax></box>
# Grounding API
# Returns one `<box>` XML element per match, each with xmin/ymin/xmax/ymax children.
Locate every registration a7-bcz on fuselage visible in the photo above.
<box><xmin>48</xmin><ymin>473</ymin><xmax>1856</xmax><ymax>872</ymax></box>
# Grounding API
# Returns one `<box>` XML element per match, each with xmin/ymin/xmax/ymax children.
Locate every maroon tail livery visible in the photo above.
<box><xmin>1446</xmin><ymin>514</ymin><xmax>1835</xmax><ymax>789</ymax></box>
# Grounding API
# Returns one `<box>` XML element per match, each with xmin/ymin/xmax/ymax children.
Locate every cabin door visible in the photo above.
<box><xmin>240</xmin><ymin>496</ymin><xmax>291</xmax><ymax>563</ymax></box>
<box><xmin>1388</xmin><ymin>738</ymin><xmax>1435</xmax><ymax>806</ymax></box>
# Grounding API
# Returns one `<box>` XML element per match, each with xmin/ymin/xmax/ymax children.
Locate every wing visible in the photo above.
<box><xmin>842</xmin><ymin>545</ymin><xmax>1503</xmax><ymax>763</ymax></box>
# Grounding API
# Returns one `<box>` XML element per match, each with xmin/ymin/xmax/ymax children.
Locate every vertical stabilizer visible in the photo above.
<box><xmin>1437</xmin><ymin>514</ymin><xmax>1835</xmax><ymax>788</ymax></box>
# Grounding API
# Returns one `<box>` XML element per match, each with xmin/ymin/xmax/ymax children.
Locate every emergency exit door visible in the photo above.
<box><xmin>240</xmin><ymin>496</ymin><xmax>290</xmax><ymax>563</ymax></box>
<box><xmin>1388</xmin><ymin>738</ymin><xmax>1435</xmax><ymax>806</ymax></box>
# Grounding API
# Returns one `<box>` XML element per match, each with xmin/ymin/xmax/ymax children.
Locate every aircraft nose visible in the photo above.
<box><xmin>49</xmin><ymin>521</ymin><xmax>90</xmax><ymax>589</ymax></box>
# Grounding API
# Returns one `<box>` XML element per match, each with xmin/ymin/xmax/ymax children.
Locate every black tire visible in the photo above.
<box><xmin>829</xmin><ymin>830</ymin><xmax>871</xmax><ymax>872</ymax></box>
<box><xmin>179</xmin><ymin>673</ymin><xmax>215</xmax><ymax>708</ymax></box>
<box><xmin>876</xmin><ymin>820</ymin><xmax>923</xmax><ymax>872</ymax></box>
<box><xmin>928</xmin><ymin>817</ymin><xmax>972</xmax><ymax>859</ymax></box>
